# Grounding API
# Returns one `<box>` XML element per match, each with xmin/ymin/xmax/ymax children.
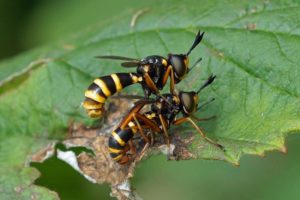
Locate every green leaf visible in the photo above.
<box><xmin>0</xmin><ymin>136</ymin><xmax>59</xmax><ymax>199</ymax></box>
<box><xmin>1</xmin><ymin>0</ymin><xmax>300</xmax><ymax>198</ymax></box>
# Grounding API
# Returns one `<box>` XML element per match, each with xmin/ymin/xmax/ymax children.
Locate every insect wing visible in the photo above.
<box><xmin>121</xmin><ymin>61</ymin><xmax>141</xmax><ymax>67</ymax></box>
<box><xmin>96</xmin><ymin>55</ymin><xmax>140</xmax><ymax>61</ymax></box>
<box><xmin>96</xmin><ymin>55</ymin><xmax>141</xmax><ymax>67</ymax></box>
<box><xmin>111</xmin><ymin>94</ymin><xmax>152</xmax><ymax>100</ymax></box>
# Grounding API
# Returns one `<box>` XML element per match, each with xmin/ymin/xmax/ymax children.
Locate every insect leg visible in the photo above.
<box><xmin>128</xmin><ymin>142</ymin><xmax>150</xmax><ymax>178</ymax></box>
<box><xmin>144</xmin><ymin>73</ymin><xmax>160</xmax><ymax>94</ymax></box>
<box><xmin>187</xmin><ymin>117</ymin><xmax>224</xmax><ymax>151</ymax></box>
<box><xmin>161</xmin><ymin>66</ymin><xmax>175</xmax><ymax>94</ymax></box>
<box><xmin>131</xmin><ymin>113</ymin><xmax>161</xmax><ymax>132</ymax></box>
<box><xmin>173</xmin><ymin>117</ymin><xmax>224</xmax><ymax>151</ymax></box>
<box><xmin>128</xmin><ymin>140</ymin><xmax>137</xmax><ymax>156</ymax></box>
<box><xmin>136</xmin><ymin>142</ymin><xmax>150</xmax><ymax>161</ymax></box>
<box><xmin>159</xmin><ymin>114</ymin><xmax>176</xmax><ymax>159</ymax></box>
<box><xmin>120</xmin><ymin>99</ymin><xmax>154</xmax><ymax>129</ymax></box>
<box><xmin>158</xmin><ymin>114</ymin><xmax>170</xmax><ymax>147</ymax></box>
<box><xmin>173</xmin><ymin>116</ymin><xmax>189</xmax><ymax>125</ymax></box>
<box><xmin>191</xmin><ymin>115</ymin><xmax>216</xmax><ymax>122</ymax></box>
<box><xmin>131</xmin><ymin>113</ymin><xmax>158</xmax><ymax>164</ymax></box>
<box><xmin>132</xmin><ymin>114</ymin><xmax>150</xmax><ymax>144</ymax></box>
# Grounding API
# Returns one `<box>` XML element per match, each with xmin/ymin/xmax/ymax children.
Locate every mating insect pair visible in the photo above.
<box><xmin>108</xmin><ymin>75</ymin><xmax>224</xmax><ymax>164</ymax></box>
<box><xmin>82</xmin><ymin>30</ymin><xmax>223</xmax><ymax>164</ymax></box>
<box><xmin>83</xmin><ymin>30</ymin><xmax>204</xmax><ymax>118</ymax></box>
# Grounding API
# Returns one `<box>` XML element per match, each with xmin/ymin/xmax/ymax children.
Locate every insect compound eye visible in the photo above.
<box><xmin>168</xmin><ymin>54</ymin><xmax>188</xmax><ymax>80</ymax></box>
<box><xmin>179</xmin><ymin>91</ymin><xmax>197</xmax><ymax>114</ymax></box>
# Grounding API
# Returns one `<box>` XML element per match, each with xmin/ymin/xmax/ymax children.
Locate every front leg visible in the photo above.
<box><xmin>158</xmin><ymin>114</ymin><xmax>177</xmax><ymax>160</ymax></box>
<box><xmin>173</xmin><ymin>117</ymin><xmax>225</xmax><ymax>151</ymax></box>
<box><xmin>144</xmin><ymin>73</ymin><xmax>160</xmax><ymax>94</ymax></box>
<box><xmin>161</xmin><ymin>66</ymin><xmax>175</xmax><ymax>95</ymax></box>
<box><xmin>158</xmin><ymin>114</ymin><xmax>170</xmax><ymax>146</ymax></box>
<box><xmin>128</xmin><ymin>113</ymin><xmax>160</xmax><ymax>172</ymax></box>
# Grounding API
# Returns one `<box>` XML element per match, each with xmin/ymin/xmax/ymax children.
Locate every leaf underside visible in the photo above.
<box><xmin>1</xmin><ymin>0</ymin><xmax>300</xmax><ymax>198</ymax></box>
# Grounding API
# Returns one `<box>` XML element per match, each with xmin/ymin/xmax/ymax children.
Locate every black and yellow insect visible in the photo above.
<box><xmin>108</xmin><ymin>75</ymin><xmax>224</xmax><ymax>165</ymax></box>
<box><xmin>83</xmin><ymin>30</ymin><xmax>204</xmax><ymax>118</ymax></box>
<box><xmin>83</xmin><ymin>73</ymin><xmax>141</xmax><ymax>117</ymax></box>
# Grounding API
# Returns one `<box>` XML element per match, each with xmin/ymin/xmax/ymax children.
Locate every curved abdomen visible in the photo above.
<box><xmin>108</xmin><ymin>111</ymin><xmax>160</xmax><ymax>164</ymax></box>
<box><xmin>108</xmin><ymin>125</ymin><xmax>137</xmax><ymax>164</ymax></box>
<box><xmin>83</xmin><ymin>73</ymin><xmax>140</xmax><ymax>118</ymax></box>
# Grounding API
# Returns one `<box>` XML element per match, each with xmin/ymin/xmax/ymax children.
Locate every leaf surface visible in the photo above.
<box><xmin>1</xmin><ymin>0</ymin><xmax>300</xmax><ymax>198</ymax></box>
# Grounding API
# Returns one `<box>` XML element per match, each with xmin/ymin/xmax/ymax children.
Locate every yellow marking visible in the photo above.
<box><xmin>194</xmin><ymin>95</ymin><xmax>199</xmax><ymax>103</ymax></box>
<box><xmin>113</xmin><ymin>154</ymin><xmax>123</xmax><ymax>161</ymax></box>
<box><xmin>85</xmin><ymin>90</ymin><xmax>106</xmax><ymax>103</ymax></box>
<box><xmin>184</xmin><ymin>57</ymin><xmax>189</xmax><ymax>67</ymax></box>
<box><xmin>87</xmin><ymin>109</ymin><xmax>103</xmax><ymax>118</ymax></box>
<box><xmin>131</xmin><ymin>127</ymin><xmax>138</xmax><ymax>134</ymax></box>
<box><xmin>109</xmin><ymin>148</ymin><xmax>122</xmax><ymax>154</ymax></box>
<box><xmin>193</xmin><ymin>95</ymin><xmax>198</xmax><ymax>112</ymax></box>
<box><xmin>146</xmin><ymin>113</ymin><xmax>156</xmax><ymax>119</ymax></box>
<box><xmin>173</xmin><ymin>96</ymin><xmax>180</xmax><ymax>104</ymax></box>
<box><xmin>156</xmin><ymin>103</ymin><xmax>162</xmax><ymax>109</ymax></box>
<box><xmin>128</xmin><ymin>121</ymin><xmax>138</xmax><ymax>133</ymax></box>
<box><xmin>94</xmin><ymin>78</ymin><xmax>111</xmax><ymax>96</ymax></box>
<box><xmin>112</xmin><ymin>131</ymin><xmax>125</xmax><ymax>146</ymax></box>
<box><xmin>162</xmin><ymin>59</ymin><xmax>168</xmax><ymax>66</ymax></box>
<box><xmin>82</xmin><ymin>101</ymin><xmax>103</xmax><ymax>109</ymax></box>
<box><xmin>130</xmin><ymin>73</ymin><xmax>140</xmax><ymax>83</ymax></box>
<box><xmin>111</xmin><ymin>74</ymin><xmax>123</xmax><ymax>91</ymax></box>
<box><xmin>128</xmin><ymin>121</ymin><xmax>135</xmax><ymax>127</ymax></box>
<box><xmin>143</xmin><ymin>65</ymin><xmax>150</xmax><ymax>72</ymax></box>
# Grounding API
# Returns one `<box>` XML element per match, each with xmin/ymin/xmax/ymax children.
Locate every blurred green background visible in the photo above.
<box><xmin>1</xmin><ymin>0</ymin><xmax>299</xmax><ymax>199</ymax></box>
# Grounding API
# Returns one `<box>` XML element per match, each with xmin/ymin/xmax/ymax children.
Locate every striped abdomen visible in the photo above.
<box><xmin>108</xmin><ymin>111</ymin><xmax>159</xmax><ymax>164</ymax></box>
<box><xmin>83</xmin><ymin>73</ymin><xmax>141</xmax><ymax>118</ymax></box>
<box><xmin>108</xmin><ymin>123</ymin><xmax>138</xmax><ymax>164</ymax></box>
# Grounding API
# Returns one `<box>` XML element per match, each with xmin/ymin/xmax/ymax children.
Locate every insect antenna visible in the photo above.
<box><xmin>186</xmin><ymin>31</ymin><xmax>205</xmax><ymax>56</ymax></box>
<box><xmin>196</xmin><ymin>74</ymin><xmax>216</xmax><ymax>94</ymax></box>
<box><xmin>188</xmin><ymin>57</ymin><xmax>202</xmax><ymax>73</ymax></box>
<box><xmin>196</xmin><ymin>98</ymin><xmax>215</xmax><ymax>111</ymax></box>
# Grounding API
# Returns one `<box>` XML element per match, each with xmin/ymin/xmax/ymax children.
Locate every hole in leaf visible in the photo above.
<box><xmin>31</xmin><ymin>156</ymin><xmax>113</xmax><ymax>200</ymax></box>
<box><xmin>55</xmin><ymin>143</ymin><xmax>95</xmax><ymax>156</ymax></box>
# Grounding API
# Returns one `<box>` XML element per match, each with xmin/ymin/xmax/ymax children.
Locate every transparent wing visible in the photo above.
<box><xmin>96</xmin><ymin>55</ymin><xmax>141</xmax><ymax>67</ymax></box>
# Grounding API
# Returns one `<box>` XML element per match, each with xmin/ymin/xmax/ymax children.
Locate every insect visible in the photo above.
<box><xmin>83</xmin><ymin>30</ymin><xmax>204</xmax><ymax>118</ymax></box>
<box><xmin>108</xmin><ymin>75</ymin><xmax>224</xmax><ymax>164</ymax></box>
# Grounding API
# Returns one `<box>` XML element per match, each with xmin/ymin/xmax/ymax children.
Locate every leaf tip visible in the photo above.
<box><xmin>257</xmin><ymin>152</ymin><xmax>265</xmax><ymax>158</ymax></box>
<box><xmin>279</xmin><ymin>145</ymin><xmax>288</xmax><ymax>154</ymax></box>
<box><xmin>233</xmin><ymin>162</ymin><xmax>240</xmax><ymax>167</ymax></box>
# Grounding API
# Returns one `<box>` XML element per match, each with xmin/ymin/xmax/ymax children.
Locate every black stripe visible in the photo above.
<box><xmin>117</xmin><ymin>73</ymin><xmax>134</xmax><ymax>87</ymax></box>
<box><xmin>84</xmin><ymin>97</ymin><xmax>99</xmax><ymax>104</ymax></box>
<box><xmin>110</xmin><ymin>152</ymin><xmax>122</xmax><ymax>158</ymax></box>
<box><xmin>100</xmin><ymin>76</ymin><xmax>116</xmax><ymax>95</ymax></box>
<box><xmin>108</xmin><ymin>136</ymin><xmax>123</xmax><ymax>149</ymax></box>
<box><xmin>115</xmin><ymin>127</ymin><xmax>133</xmax><ymax>143</ymax></box>
<box><xmin>88</xmin><ymin>82</ymin><xmax>107</xmax><ymax>98</ymax></box>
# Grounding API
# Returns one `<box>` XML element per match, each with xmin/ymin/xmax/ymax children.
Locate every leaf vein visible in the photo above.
<box><xmin>225</xmin><ymin>4</ymin><xmax>300</xmax><ymax>26</ymax></box>
<box><xmin>199</xmin><ymin>36</ymin><xmax>299</xmax><ymax>98</ymax></box>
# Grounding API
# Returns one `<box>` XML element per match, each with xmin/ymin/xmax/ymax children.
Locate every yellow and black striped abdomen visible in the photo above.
<box><xmin>83</xmin><ymin>73</ymin><xmax>140</xmax><ymax>118</ymax></box>
<box><xmin>108</xmin><ymin>127</ymin><xmax>135</xmax><ymax>164</ymax></box>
